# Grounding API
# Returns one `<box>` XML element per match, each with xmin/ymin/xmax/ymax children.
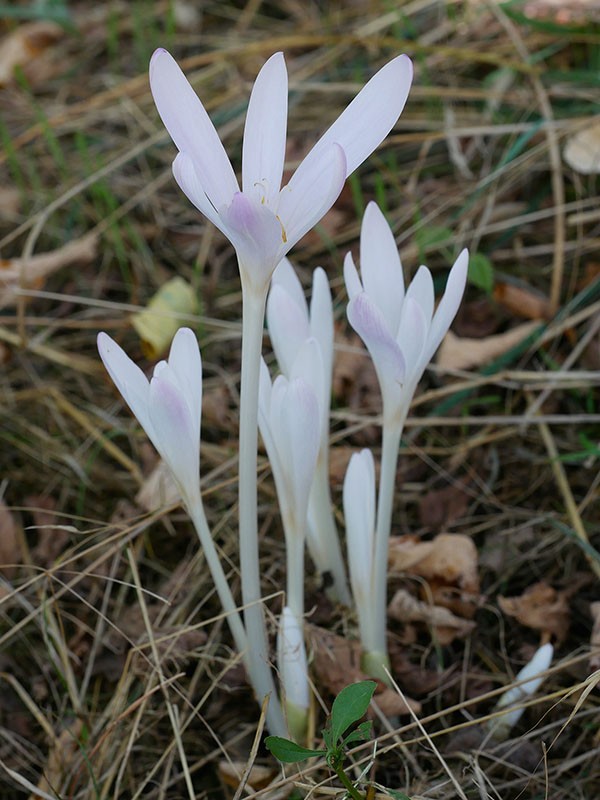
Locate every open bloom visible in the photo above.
<box><xmin>343</xmin><ymin>449</ymin><xmax>377</xmax><ymax>652</ymax></box>
<box><xmin>98</xmin><ymin>327</ymin><xmax>202</xmax><ymax>506</ymax></box>
<box><xmin>344</xmin><ymin>201</ymin><xmax>469</xmax><ymax>423</ymax></box>
<box><xmin>150</xmin><ymin>50</ymin><xmax>413</xmax><ymax>292</ymax></box>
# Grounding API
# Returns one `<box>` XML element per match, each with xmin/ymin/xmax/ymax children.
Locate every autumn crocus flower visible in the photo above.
<box><xmin>277</xmin><ymin>605</ymin><xmax>310</xmax><ymax>742</ymax></box>
<box><xmin>97</xmin><ymin>328</ymin><xmax>248</xmax><ymax>665</ymax></box>
<box><xmin>267</xmin><ymin>258</ymin><xmax>351</xmax><ymax>606</ymax></box>
<box><xmin>150</xmin><ymin>50</ymin><xmax>413</xmax><ymax>294</ymax></box>
<box><xmin>343</xmin><ymin>202</ymin><xmax>468</xmax><ymax>680</ymax></box>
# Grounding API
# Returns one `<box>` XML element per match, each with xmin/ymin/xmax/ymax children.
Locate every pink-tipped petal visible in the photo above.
<box><xmin>343</xmin><ymin>251</ymin><xmax>363</xmax><ymax>300</ymax></box>
<box><xmin>360</xmin><ymin>202</ymin><xmax>404</xmax><ymax>335</ymax></box>
<box><xmin>149</xmin><ymin>375</ymin><xmax>199</xmax><ymax>500</ymax></box>
<box><xmin>425</xmin><ymin>249</ymin><xmax>469</xmax><ymax>364</ymax></box>
<box><xmin>347</xmin><ymin>292</ymin><xmax>405</xmax><ymax>385</ymax></box>
<box><xmin>167</xmin><ymin>328</ymin><xmax>202</xmax><ymax>442</ymax></box>
<box><xmin>308</xmin><ymin>55</ymin><xmax>413</xmax><ymax>177</ymax></box>
<box><xmin>405</xmin><ymin>264</ymin><xmax>434</xmax><ymax>326</ymax></box>
<box><xmin>267</xmin><ymin>284</ymin><xmax>309</xmax><ymax>376</ymax></box>
<box><xmin>278</xmin><ymin>142</ymin><xmax>346</xmax><ymax>250</ymax></box>
<box><xmin>150</xmin><ymin>49</ymin><xmax>238</xmax><ymax>209</ymax></box>
<box><xmin>271</xmin><ymin>257</ymin><xmax>307</xmax><ymax>315</ymax></box>
<box><xmin>221</xmin><ymin>192</ymin><xmax>286</xmax><ymax>289</ymax></box>
<box><xmin>97</xmin><ymin>332</ymin><xmax>153</xmax><ymax>437</ymax></box>
<box><xmin>242</xmin><ymin>52</ymin><xmax>288</xmax><ymax>209</ymax></box>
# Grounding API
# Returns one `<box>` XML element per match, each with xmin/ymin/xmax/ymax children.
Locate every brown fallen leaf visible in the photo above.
<box><xmin>388</xmin><ymin>588</ymin><xmax>476</xmax><ymax>646</ymax></box>
<box><xmin>589</xmin><ymin>601</ymin><xmax>600</xmax><ymax>670</ymax></box>
<box><xmin>0</xmin><ymin>499</ymin><xmax>21</xmax><ymax>579</ymax></box>
<box><xmin>493</xmin><ymin>282</ymin><xmax>551</xmax><ymax>321</ymax></box>
<box><xmin>0</xmin><ymin>187</ymin><xmax>20</xmax><ymax>218</ymax></box>
<box><xmin>0</xmin><ymin>233</ymin><xmax>98</xmax><ymax>308</ymax></box>
<box><xmin>388</xmin><ymin>534</ymin><xmax>479</xmax><ymax>595</ymax></box>
<box><xmin>135</xmin><ymin>461</ymin><xmax>180</xmax><ymax>512</ymax></box>
<box><xmin>0</xmin><ymin>21</ymin><xmax>64</xmax><ymax>87</ymax></box>
<box><xmin>306</xmin><ymin>624</ymin><xmax>421</xmax><ymax>715</ymax></box>
<box><xmin>498</xmin><ymin>582</ymin><xmax>570</xmax><ymax>645</ymax></box>
<box><xmin>436</xmin><ymin>321</ymin><xmax>538</xmax><ymax>371</ymax></box>
<box><xmin>202</xmin><ymin>383</ymin><xmax>233</xmax><ymax>431</ymax></box>
<box><xmin>419</xmin><ymin>485</ymin><xmax>470</xmax><ymax>530</ymax></box>
<box><xmin>28</xmin><ymin>495</ymin><xmax>70</xmax><ymax>566</ymax></box>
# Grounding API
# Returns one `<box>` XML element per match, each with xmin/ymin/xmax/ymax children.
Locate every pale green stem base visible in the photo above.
<box><xmin>284</xmin><ymin>698</ymin><xmax>308</xmax><ymax>744</ymax></box>
<box><xmin>285</xmin><ymin>519</ymin><xmax>305</xmax><ymax>624</ymax></box>
<box><xmin>239</xmin><ymin>283</ymin><xmax>286</xmax><ymax>737</ymax></box>
<box><xmin>307</xmin><ymin>454</ymin><xmax>352</xmax><ymax>606</ymax></box>
<box><xmin>360</xmin><ymin>649</ymin><xmax>392</xmax><ymax>684</ymax></box>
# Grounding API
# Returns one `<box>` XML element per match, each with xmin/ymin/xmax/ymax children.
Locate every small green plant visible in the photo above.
<box><xmin>266</xmin><ymin>680</ymin><xmax>408</xmax><ymax>800</ymax></box>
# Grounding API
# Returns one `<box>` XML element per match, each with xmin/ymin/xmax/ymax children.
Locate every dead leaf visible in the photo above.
<box><xmin>419</xmin><ymin>485</ymin><xmax>470</xmax><ymax>530</ymax></box>
<box><xmin>0</xmin><ymin>499</ymin><xmax>21</xmax><ymax>579</ymax></box>
<box><xmin>202</xmin><ymin>383</ymin><xmax>232</xmax><ymax>431</ymax></box>
<box><xmin>388</xmin><ymin>534</ymin><xmax>479</xmax><ymax>595</ymax></box>
<box><xmin>333</xmin><ymin>329</ymin><xmax>381</xmax><ymax>444</ymax></box>
<box><xmin>28</xmin><ymin>495</ymin><xmax>69</xmax><ymax>566</ymax></box>
<box><xmin>388</xmin><ymin>589</ymin><xmax>476</xmax><ymax>646</ymax></box>
<box><xmin>306</xmin><ymin>624</ymin><xmax>421</xmax><ymax>715</ymax></box>
<box><xmin>493</xmin><ymin>282</ymin><xmax>551</xmax><ymax>320</ymax></box>
<box><xmin>135</xmin><ymin>461</ymin><xmax>181</xmax><ymax>512</ymax></box>
<box><xmin>436</xmin><ymin>321</ymin><xmax>538</xmax><ymax>371</ymax></box>
<box><xmin>0</xmin><ymin>21</ymin><xmax>64</xmax><ymax>87</ymax></box>
<box><xmin>564</xmin><ymin>120</ymin><xmax>600</xmax><ymax>174</ymax></box>
<box><xmin>498</xmin><ymin>582</ymin><xmax>570</xmax><ymax>645</ymax></box>
<box><xmin>0</xmin><ymin>233</ymin><xmax>98</xmax><ymax>309</ymax></box>
<box><xmin>0</xmin><ymin>187</ymin><xmax>20</xmax><ymax>218</ymax></box>
<box><xmin>218</xmin><ymin>761</ymin><xmax>277</xmax><ymax>794</ymax></box>
<box><xmin>589</xmin><ymin>601</ymin><xmax>600</xmax><ymax>670</ymax></box>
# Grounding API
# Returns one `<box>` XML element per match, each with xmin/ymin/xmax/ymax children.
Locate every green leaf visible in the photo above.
<box><xmin>342</xmin><ymin>720</ymin><xmax>372</xmax><ymax>746</ymax></box>
<box><xmin>330</xmin><ymin>681</ymin><xmax>377</xmax><ymax>743</ymax></box>
<box><xmin>264</xmin><ymin>736</ymin><xmax>326</xmax><ymax>764</ymax></box>
<box><xmin>385</xmin><ymin>790</ymin><xmax>412</xmax><ymax>800</ymax></box>
<box><xmin>468</xmin><ymin>252</ymin><xmax>494</xmax><ymax>294</ymax></box>
<box><xmin>322</xmin><ymin>726</ymin><xmax>334</xmax><ymax>752</ymax></box>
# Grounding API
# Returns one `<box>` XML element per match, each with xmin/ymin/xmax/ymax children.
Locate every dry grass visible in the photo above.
<box><xmin>1</xmin><ymin>1</ymin><xmax>600</xmax><ymax>798</ymax></box>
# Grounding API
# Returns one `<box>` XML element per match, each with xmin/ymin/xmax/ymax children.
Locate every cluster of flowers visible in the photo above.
<box><xmin>97</xmin><ymin>49</ymin><xmax>550</xmax><ymax>740</ymax></box>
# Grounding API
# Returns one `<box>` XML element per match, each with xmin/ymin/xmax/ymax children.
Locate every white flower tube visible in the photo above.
<box><xmin>344</xmin><ymin>202</ymin><xmax>469</xmax><ymax>680</ymax></box>
<box><xmin>490</xmin><ymin>643</ymin><xmax>554</xmax><ymax>739</ymax></box>
<box><xmin>278</xmin><ymin>605</ymin><xmax>309</xmax><ymax>742</ymax></box>
<box><xmin>267</xmin><ymin>259</ymin><xmax>351</xmax><ymax>605</ymax></box>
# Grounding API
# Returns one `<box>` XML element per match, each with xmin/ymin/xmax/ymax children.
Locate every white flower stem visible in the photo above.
<box><xmin>308</xmin><ymin>454</ymin><xmax>352</xmax><ymax>606</ymax></box>
<box><xmin>186</xmin><ymin>495</ymin><xmax>248</xmax><ymax>662</ymax></box>
<box><xmin>239</xmin><ymin>282</ymin><xmax>287</xmax><ymax>737</ymax></box>
<box><xmin>367</xmin><ymin>410</ymin><xmax>406</xmax><ymax>680</ymax></box>
<box><xmin>285</xmin><ymin>519</ymin><xmax>305</xmax><ymax>623</ymax></box>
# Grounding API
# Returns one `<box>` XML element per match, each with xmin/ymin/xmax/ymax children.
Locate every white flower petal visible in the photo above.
<box><xmin>172</xmin><ymin>153</ymin><xmax>230</xmax><ymax>239</ymax></box>
<box><xmin>278</xmin><ymin>142</ymin><xmax>346</xmax><ymax>249</ymax></box>
<box><xmin>242</xmin><ymin>52</ymin><xmax>288</xmax><ymax>209</ymax></box>
<box><xmin>290</xmin><ymin>338</ymin><xmax>325</xmax><ymax>425</ymax></box>
<box><xmin>221</xmin><ymin>192</ymin><xmax>286</xmax><ymax>289</ymax></box>
<box><xmin>360</xmin><ymin>202</ymin><xmax>404</xmax><ymax>336</ymax></box>
<box><xmin>424</xmin><ymin>249</ymin><xmax>469</xmax><ymax>364</ymax></box>
<box><xmin>167</xmin><ymin>328</ymin><xmax>202</xmax><ymax>444</ymax></box>
<box><xmin>344</xmin><ymin>449</ymin><xmax>375</xmax><ymax>608</ymax></box>
<box><xmin>343</xmin><ymin>251</ymin><xmax>363</xmax><ymax>300</ymax></box>
<box><xmin>281</xmin><ymin>378</ymin><xmax>320</xmax><ymax>516</ymax></box>
<box><xmin>308</xmin><ymin>55</ymin><xmax>413</xmax><ymax>176</ymax></box>
<box><xmin>148</xmin><ymin>374</ymin><xmax>199</xmax><ymax>502</ymax></box>
<box><xmin>309</xmin><ymin>267</ymin><xmax>334</xmax><ymax>382</ymax></box>
<box><xmin>405</xmin><ymin>265</ymin><xmax>434</xmax><ymax>326</ymax></box>
<box><xmin>347</xmin><ymin>292</ymin><xmax>405</xmax><ymax>386</ymax></box>
<box><xmin>278</xmin><ymin>606</ymin><xmax>309</xmax><ymax>710</ymax></box>
<box><xmin>149</xmin><ymin>48</ymin><xmax>238</xmax><ymax>209</ymax></box>
<box><xmin>97</xmin><ymin>332</ymin><xmax>153</xmax><ymax>439</ymax></box>
<box><xmin>271</xmin><ymin>257</ymin><xmax>307</xmax><ymax>315</ymax></box>
<box><xmin>395</xmin><ymin>297</ymin><xmax>427</xmax><ymax>384</ymax></box>
<box><xmin>266</xmin><ymin>284</ymin><xmax>309</xmax><ymax>376</ymax></box>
